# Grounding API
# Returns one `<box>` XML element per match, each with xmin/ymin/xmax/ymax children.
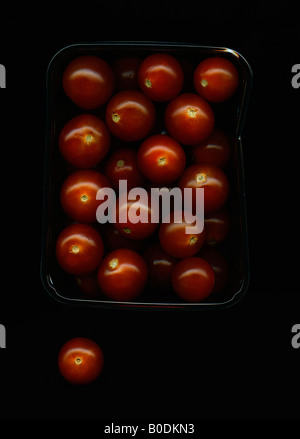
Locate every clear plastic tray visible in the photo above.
<box><xmin>41</xmin><ymin>41</ymin><xmax>252</xmax><ymax>310</ymax></box>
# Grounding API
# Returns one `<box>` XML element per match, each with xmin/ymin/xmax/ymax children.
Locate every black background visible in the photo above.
<box><xmin>0</xmin><ymin>1</ymin><xmax>299</xmax><ymax>421</ymax></box>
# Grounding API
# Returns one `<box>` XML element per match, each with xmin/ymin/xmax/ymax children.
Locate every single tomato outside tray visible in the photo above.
<box><xmin>41</xmin><ymin>41</ymin><xmax>252</xmax><ymax>310</ymax></box>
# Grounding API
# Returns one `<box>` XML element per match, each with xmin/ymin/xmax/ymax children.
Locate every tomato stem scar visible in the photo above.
<box><xmin>112</xmin><ymin>113</ymin><xmax>120</xmax><ymax>123</ymax></box>
<box><xmin>85</xmin><ymin>134</ymin><xmax>94</xmax><ymax>144</ymax></box>
<box><xmin>81</xmin><ymin>194</ymin><xmax>89</xmax><ymax>202</ymax></box>
<box><xmin>109</xmin><ymin>258</ymin><xmax>119</xmax><ymax>269</ymax></box>
<box><xmin>71</xmin><ymin>245</ymin><xmax>80</xmax><ymax>254</ymax></box>
<box><xmin>201</xmin><ymin>78</ymin><xmax>208</xmax><ymax>87</ymax></box>
<box><xmin>117</xmin><ymin>159</ymin><xmax>125</xmax><ymax>168</ymax></box>
<box><xmin>189</xmin><ymin>236</ymin><xmax>198</xmax><ymax>245</ymax></box>
<box><xmin>158</xmin><ymin>156</ymin><xmax>167</xmax><ymax>166</ymax></box>
<box><xmin>187</xmin><ymin>108</ymin><xmax>197</xmax><ymax>118</ymax></box>
<box><xmin>75</xmin><ymin>357</ymin><xmax>82</xmax><ymax>365</ymax></box>
<box><xmin>196</xmin><ymin>173</ymin><xmax>207</xmax><ymax>183</ymax></box>
<box><xmin>145</xmin><ymin>78</ymin><xmax>152</xmax><ymax>88</ymax></box>
<box><xmin>123</xmin><ymin>227</ymin><xmax>131</xmax><ymax>234</ymax></box>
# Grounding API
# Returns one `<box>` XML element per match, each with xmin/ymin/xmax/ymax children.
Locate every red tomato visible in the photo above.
<box><xmin>200</xmin><ymin>247</ymin><xmax>228</xmax><ymax>293</ymax></box>
<box><xmin>114</xmin><ymin>195</ymin><xmax>158</xmax><ymax>240</ymax></box>
<box><xmin>103</xmin><ymin>223</ymin><xmax>145</xmax><ymax>252</ymax></box>
<box><xmin>58</xmin><ymin>337</ymin><xmax>104</xmax><ymax>385</ymax></box>
<box><xmin>191</xmin><ymin>128</ymin><xmax>231</xmax><ymax>169</ymax></box>
<box><xmin>113</xmin><ymin>56</ymin><xmax>142</xmax><ymax>90</ymax></box>
<box><xmin>178</xmin><ymin>163</ymin><xmax>229</xmax><ymax>214</ymax></box>
<box><xmin>143</xmin><ymin>243</ymin><xmax>177</xmax><ymax>291</ymax></box>
<box><xmin>76</xmin><ymin>272</ymin><xmax>101</xmax><ymax>297</ymax></box>
<box><xmin>97</xmin><ymin>248</ymin><xmax>148</xmax><ymax>301</ymax></box>
<box><xmin>171</xmin><ymin>257</ymin><xmax>215</xmax><ymax>302</ymax></box>
<box><xmin>105</xmin><ymin>90</ymin><xmax>155</xmax><ymax>141</ymax></box>
<box><xmin>193</xmin><ymin>57</ymin><xmax>239</xmax><ymax>103</ymax></box>
<box><xmin>165</xmin><ymin>93</ymin><xmax>215</xmax><ymax>146</ymax></box>
<box><xmin>159</xmin><ymin>210</ymin><xmax>206</xmax><ymax>258</ymax></box>
<box><xmin>58</xmin><ymin>114</ymin><xmax>110</xmax><ymax>169</ymax></box>
<box><xmin>60</xmin><ymin>169</ymin><xmax>111</xmax><ymax>223</ymax></box>
<box><xmin>62</xmin><ymin>56</ymin><xmax>115</xmax><ymax>109</ymax></box>
<box><xmin>138</xmin><ymin>53</ymin><xmax>184</xmax><ymax>102</ymax></box>
<box><xmin>204</xmin><ymin>207</ymin><xmax>231</xmax><ymax>246</ymax></box>
<box><xmin>104</xmin><ymin>147</ymin><xmax>145</xmax><ymax>191</ymax></box>
<box><xmin>56</xmin><ymin>224</ymin><xmax>104</xmax><ymax>275</ymax></box>
<box><xmin>137</xmin><ymin>134</ymin><xmax>186</xmax><ymax>184</ymax></box>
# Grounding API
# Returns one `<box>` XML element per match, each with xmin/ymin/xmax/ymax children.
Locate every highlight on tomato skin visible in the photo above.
<box><xmin>58</xmin><ymin>337</ymin><xmax>104</xmax><ymax>385</ymax></box>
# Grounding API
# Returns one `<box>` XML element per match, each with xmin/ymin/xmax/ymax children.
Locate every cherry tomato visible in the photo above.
<box><xmin>137</xmin><ymin>134</ymin><xmax>186</xmax><ymax>184</ymax></box>
<box><xmin>143</xmin><ymin>243</ymin><xmax>177</xmax><ymax>291</ymax></box>
<box><xmin>76</xmin><ymin>272</ymin><xmax>101</xmax><ymax>297</ymax></box>
<box><xmin>56</xmin><ymin>223</ymin><xmax>104</xmax><ymax>275</ymax></box>
<box><xmin>191</xmin><ymin>128</ymin><xmax>231</xmax><ymax>169</ymax></box>
<box><xmin>60</xmin><ymin>169</ymin><xmax>111</xmax><ymax>223</ymax></box>
<box><xmin>104</xmin><ymin>147</ymin><xmax>145</xmax><ymax>191</ymax></box>
<box><xmin>103</xmin><ymin>223</ymin><xmax>145</xmax><ymax>252</ymax></box>
<box><xmin>105</xmin><ymin>90</ymin><xmax>156</xmax><ymax>141</ymax></box>
<box><xmin>178</xmin><ymin>163</ymin><xmax>229</xmax><ymax>214</ymax></box>
<box><xmin>165</xmin><ymin>93</ymin><xmax>215</xmax><ymax>146</ymax></box>
<box><xmin>113</xmin><ymin>56</ymin><xmax>142</xmax><ymax>90</ymax></box>
<box><xmin>138</xmin><ymin>53</ymin><xmax>184</xmax><ymax>102</ymax></box>
<box><xmin>58</xmin><ymin>337</ymin><xmax>104</xmax><ymax>385</ymax></box>
<box><xmin>62</xmin><ymin>56</ymin><xmax>115</xmax><ymax>109</ymax></box>
<box><xmin>171</xmin><ymin>257</ymin><xmax>215</xmax><ymax>302</ymax></box>
<box><xmin>97</xmin><ymin>248</ymin><xmax>148</xmax><ymax>301</ymax></box>
<box><xmin>193</xmin><ymin>57</ymin><xmax>239</xmax><ymax>103</ymax></box>
<box><xmin>114</xmin><ymin>195</ymin><xmax>158</xmax><ymax>240</ymax></box>
<box><xmin>200</xmin><ymin>247</ymin><xmax>228</xmax><ymax>293</ymax></box>
<box><xmin>159</xmin><ymin>210</ymin><xmax>206</xmax><ymax>259</ymax></box>
<box><xmin>58</xmin><ymin>114</ymin><xmax>110</xmax><ymax>169</ymax></box>
<box><xmin>204</xmin><ymin>207</ymin><xmax>230</xmax><ymax>246</ymax></box>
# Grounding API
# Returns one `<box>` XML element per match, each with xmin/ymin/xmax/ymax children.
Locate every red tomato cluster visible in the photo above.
<box><xmin>55</xmin><ymin>52</ymin><xmax>239</xmax><ymax>303</ymax></box>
